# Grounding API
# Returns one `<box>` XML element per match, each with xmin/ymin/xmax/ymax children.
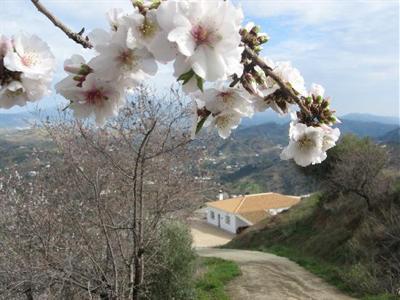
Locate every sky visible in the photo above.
<box><xmin>0</xmin><ymin>0</ymin><xmax>399</xmax><ymax>117</ymax></box>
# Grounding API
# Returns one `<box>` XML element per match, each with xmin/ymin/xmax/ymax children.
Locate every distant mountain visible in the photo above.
<box><xmin>377</xmin><ymin>128</ymin><xmax>400</xmax><ymax>144</ymax></box>
<box><xmin>0</xmin><ymin>108</ymin><xmax>66</xmax><ymax>129</ymax></box>
<box><xmin>341</xmin><ymin>113</ymin><xmax>399</xmax><ymax>125</ymax></box>
<box><xmin>238</xmin><ymin>118</ymin><xmax>399</xmax><ymax>142</ymax></box>
<box><xmin>0</xmin><ymin>112</ymin><xmax>36</xmax><ymax>128</ymax></box>
<box><xmin>337</xmin><ymin>118</ymin><xmax>399</xmax><ymax>138</ymax></box>
<box><xmin>241</xmin><ymin>110</ymin><xmax>290</xmax><ymax>127</ymax></box>
<box><xmin>241</xmin><ymin>112</ymin><xmax>399</xmax><ymax>128</ymax></box>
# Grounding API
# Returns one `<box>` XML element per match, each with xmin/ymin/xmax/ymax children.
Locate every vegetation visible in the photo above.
<box><xmin>195</xmin><ymin>257</ymin><xmax>241</xmax><ymax>300</ymax></box>
<box><xmin>147</xmin><ymin>221</ymin><xmax>197</xmax><ymax>300</ymax></box>
<box><xmin>204</xmin><ymin>122</ymin><xmax>399</xmax><ymax>196</ymax></box>
<box><xmin>227</xmin><ymin>135</ymin><xmax>400</xmax><ymax>299</ymax></box>
<box><xmin>0</xmin><ymin>90</ymin><xmax>205</xmax><ymax>300</ymax></box>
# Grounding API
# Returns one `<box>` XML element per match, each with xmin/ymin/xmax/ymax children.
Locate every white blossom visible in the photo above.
<box><xmin>250</xmin><ymin>59</ymin><xmax>306</xmax><ymax>115</ymax></box>
<box><xmin>207</xmin><ymin>111</ymin><xmax>242</xmax><ymax>139</ymax></box>
<box><xmin>0</xmin><ymin>33</ymin><xmax>54</xmax><ymax>108</ymax></box>
<box><xmin>197</xmin><ymin>82</ymin><xmax>253</xmax><ymax>117</ymax></box>
<box><xmin>280</xmin><ymin>122</ymin><xmax>325</xmax><ymax>167</ymax></box>
<box><xmin>55</xmin><ymin>55</ymin><xmax>90</xmax><ymax>101</ymax></box>
<box><xmin>0</xmin><ymin>77</ymin><xmax>51</xmax><ymax>108</ymax></box>
<box><xmin>173</xmin><ymin>55</ymin><xmax>198</xmax><ymax>94</ymax></box>
<box><xmin>123</xmin><ymin>8</ymin><xmax>177</xmax><ymax>63</ymax></box>
<box><xmin>258</xmin><ymin>59</ymin><xmax>306</xmax><ymax>97</ymax></box>
<box><xmin>4</xmin><ymin>33</ymin><xmax>55</xmax><ymax>79</ymax></box>
<box><xmin>281</xmin><ymin>121</ymin><xmax>341</xmax><ymax>167</ymax></box>
<box><xmin>157</xmin><ymin>0</ymin><xmax>243</xmax><ymax>81</ymax></box>
<box><xmin>107</xmin><ymin>8</ymin><xmax>128</xmax><ymax>31</ymax></box>
<box><xmin>66</xmin><ymin>73</ymin><xmax>125</xmax><ymax>126</ymax></box>
<box><xmin>321</xmin><ymin>125</ymin><xmax>340</xmax><ymax>152</ymax></box>
<box><xmin>309</xmin><ymin>83</ymin><xmax>325</xmax><ymax>97</ymax></box>
<box><xmin>0</xmin><ymin>81</ymin><xmax>27</xmax><ymax>108</ymax></box>
<box><xmin>88</xmin><ymin>23</ymin><xmax>157</xmax><ymax>85</ymax></box>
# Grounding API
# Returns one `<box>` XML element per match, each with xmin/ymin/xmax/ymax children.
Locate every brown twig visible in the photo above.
<box><xmin>30</xmin><ymin>0</ymin><xmax>93</xmax><ymax>49</ymax></box>
<box><xmin>244</xmin><ymin>46</ymin><xmax>311</xmax><ymax>116</ymax></box>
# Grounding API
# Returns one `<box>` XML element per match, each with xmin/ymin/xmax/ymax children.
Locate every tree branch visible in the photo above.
<box><xmin>244</xmin><ymin>46</ymin><xmax>311</xmax><ymax>116</ymax></box>
<box><xmin>30</xmin><ymin>0</ymin><xmax>93</xmax><ymax>49</ymax></box>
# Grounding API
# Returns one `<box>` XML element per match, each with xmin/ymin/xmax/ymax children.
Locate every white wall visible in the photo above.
<box><xmin>206</xmin><ymin>207</ymin><xmax>249</xmax><ymax>234</ymax></box>
<box><xmin>235</xmin><ymin>215</ymin><xmax>250</xmax><ymax>228</ymax></box>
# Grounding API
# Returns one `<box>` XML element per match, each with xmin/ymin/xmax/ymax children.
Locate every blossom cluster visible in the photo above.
<box><xmin>1</xmin><ymin>0</ymin><xmax>341</xmax><ymax>167</ymax></box>
<box><xmin>0</xmin><ymin>33</ymin><xmax>55</xmax><ymax>108</ymax></box>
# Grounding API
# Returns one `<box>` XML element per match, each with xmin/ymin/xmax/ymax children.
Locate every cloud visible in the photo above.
<box><xmin>241</xmin><ymin>0</ymin><xmax>396</xmax><ymax>25</ymax></box>
<box><xmin>241</xmin><ymin>0</ymin><xmax>399</xmax><ymax>116</ymax></box>
<box><xmin>1</xmin><ymin>0</ymin><xmax>398</xmax><ymax>117</ymax></box>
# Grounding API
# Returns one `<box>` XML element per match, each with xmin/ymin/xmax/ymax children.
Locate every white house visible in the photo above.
<box><xmin>205</xmin><ymin>192</ymin><xmax>301</xmax><ymax>234</ymax></box>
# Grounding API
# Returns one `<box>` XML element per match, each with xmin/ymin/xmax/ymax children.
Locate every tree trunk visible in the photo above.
<box><xmin>132</xmin><ymin>250</ymin><xmax>144</xmax><ymax>300</ymax></box>
<box><xmin>24</xmin><ymin>287</ymin><xmax>34</xmax><ymax>300</ymax></box>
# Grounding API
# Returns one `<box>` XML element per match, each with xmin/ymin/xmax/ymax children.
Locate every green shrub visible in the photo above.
<box><xmin>147</xmin><ymin>221</ymin><xmax>197</xmax><ymax>300</ymax></box>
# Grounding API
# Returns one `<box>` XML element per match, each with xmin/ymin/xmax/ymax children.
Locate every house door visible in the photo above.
<box><xmin>217</xmin><ymin>214</ymin><xmax>221</xmax><ymax>228</ymax></box>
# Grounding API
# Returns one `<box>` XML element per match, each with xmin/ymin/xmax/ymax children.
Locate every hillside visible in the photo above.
<box><xmin>378</xmin><ymin>128</ymin><xmax>400</xmax><ymax>144</ymax></box>
<box><xmin>226</xmin><ymin>136</ymin><xmax>400</xmax><ymax>299</ymax></box>
<box><xmin>0</xmin><ymin>128</ymin><xmax>54</xmax><ymax>169</ymax></box>
<box><xmin>204</xmin><ymin>120</ymin><xmax>399</xmax><ymax>196</ymax></box>
<box><xmin>1</xmin><ymin>118</ymin><xmax>399</xmax><ymax>196</ymax></box>
<box><xmin>226</xmin><ymin>191</ymin><xmax>400</xmax><ymax>299</ymax></box>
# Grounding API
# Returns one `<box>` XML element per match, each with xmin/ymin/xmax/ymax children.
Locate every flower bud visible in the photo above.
<box><xmin>258</xmin><ymin>35</ymin><xmax>269</xmax><ymax>44</ymax></box>
<box><xmin>328</xmin><ymin>116</ymin><xmax>337</xmax><ymax>123</ymax></box>
<box><xmin>251</xmin><ymin>25</ymin><xmax>261</xmax><ymax>34</ymax></box>
<box><xmin>78</xmin><ymin>64</ymin><xmax>92</xmax><ymax>76</ymax></box>
<box><xmin>239</xmin><ymin>28</ymin><xmax>248</xmax><ymax>36</ymax></box>
<box><xmin>73</xmin><ymin>75</ymin><xmax>82</xmax><ymax>82</ymax></box>
<box><xmin>321</xmin><ymin>100</ymin><xmax>329</xmax><ymax>108</ymax></box>
<box><xmin>254</xmin><ymin>45</ymin><xmax>262</xmax><ymax>53</ymax></box>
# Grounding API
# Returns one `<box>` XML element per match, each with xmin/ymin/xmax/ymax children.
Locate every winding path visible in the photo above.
<box><xmin>197</xmin><ymin>247</ymin><xmax>357</xmax><ymax>300</ymax></box>
<box><xmin>190</xmin><ymin>214</ymin><xmax>356</xmax><ymax>300</ymax></box>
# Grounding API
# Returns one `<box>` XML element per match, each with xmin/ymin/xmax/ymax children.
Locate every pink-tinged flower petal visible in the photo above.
<box><xmin>191</xmin><ymin>46</ymin><xmax>226</xmax><ymax>81</ymax></box>
<box><xmin>168</xmin><ymin>26</ymin><xmax>195</xmax><ymax>57</ymax></box>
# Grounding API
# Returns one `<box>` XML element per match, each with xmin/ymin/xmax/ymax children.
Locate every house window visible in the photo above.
<box><xmin>225</xmin><ymin>215</ymin><xmax>231</xmax><ymax>224</ymax></box>
<box><xmin>210</xmin><ymin>211</ymin><xmax>215</xmax><ymax>219</ymax></box>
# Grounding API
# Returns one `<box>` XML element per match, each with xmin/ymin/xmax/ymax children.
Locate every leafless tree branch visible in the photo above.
<box><xmin>30</xmin><ymin>0</ymin><xmax>93</xmax><ymax>49</ymax></box>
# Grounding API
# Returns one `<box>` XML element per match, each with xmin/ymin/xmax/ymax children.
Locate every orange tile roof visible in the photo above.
<box><xmin>238</xmin><ymin>211</ymin><xmax>270</xmax><ymax>224</ymax></box>
<box><xmin>206</xmin><ymin>196</ymin><xmax>244</xmax><ymax>213</ymax></box>
<box><xmin>206</xmin><ymin>192</ymin><xmax>300</xmax><ymax>223</ymax></box>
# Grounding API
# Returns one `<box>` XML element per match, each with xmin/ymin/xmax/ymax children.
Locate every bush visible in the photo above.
<box><xmin>147</xmin><ymin>221</ymin><xmax>197</xmax><ymax>300</ymax></box>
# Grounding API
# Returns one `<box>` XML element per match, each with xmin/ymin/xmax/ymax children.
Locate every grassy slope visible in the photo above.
<box><xmin>225</xmin><ymin>195</ymin><xmax>398</xmax><ymax>300</ymax></box>
<box><xmin>195</xmin><ymin>257</ymin><xmax>241</xmax><ymax>300</ymax></box>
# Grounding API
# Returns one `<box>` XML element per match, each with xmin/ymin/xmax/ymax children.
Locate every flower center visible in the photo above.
<box><xmin>5</xmin><ymin>87</ymin><xmax>24</xmax><ymax>97</ymax></box>
<box><xmin>118</xmin><ymin>49</ymin><xmax>137</xmax><ymax>68</ymax></box>
<box><xmin>139</xmin><ymin>17</ymin><xmax>157</xmax><ymax>38</ymax></box>
<box><xmin>84</xmin><ymin>88</ymin><xmax>108</xmax><ymax>105</ymax></box>
<box><xmin>219</xmin><ymin>92</ymin><xmax>233</xmax><ymax>102</ymax></box>
<box><xmin>191</xmin><ymin>25</ymin><xmax>210</xmax><ymax>45</ymax></box>
<box><xmin>216</xmin><ymin>115</ymin><xmax>230</xmax><ymax>128</ymax></box>
<box><xmin>21</xmin><ymin>53</ymin><xmax>38</xmax><ymax>67</ymax></box>
<box><xmin>298</xmin><ymin>135</ymin><xmax>315</xmax><ymax>150</ymax></box>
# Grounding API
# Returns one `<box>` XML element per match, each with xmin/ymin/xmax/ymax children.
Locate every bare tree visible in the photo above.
<box><xmin>0</xmin><ymin>87</ymin><xmax>206</xmax><ymax>299</ymax></box>
<box><xmin>322</xmin><ymin>135</ymin><xmax>389</xmax><ymax>211</ymax></box>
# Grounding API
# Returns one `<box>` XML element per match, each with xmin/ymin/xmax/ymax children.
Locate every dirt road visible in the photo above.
<box><xmin>197</xmin><ymin>248</ymin><xmax>356</xmax><ymax>300</ymax></box>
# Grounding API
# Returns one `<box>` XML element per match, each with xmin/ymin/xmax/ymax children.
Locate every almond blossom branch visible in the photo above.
<box><xmin>244</xmin><ymin>46</ymin><xmax>312</xmax><ymax>117</ymax></box>
<box><xmin>30</xmin><ymin>0</ymin><xmax>93</xmax><ymax>49</ymax></box>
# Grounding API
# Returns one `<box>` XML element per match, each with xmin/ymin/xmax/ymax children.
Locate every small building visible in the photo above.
<box><xmin>205</xmin><ymin>192</ymin><xmax>301</xmax><ymax>234</ymax></box>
